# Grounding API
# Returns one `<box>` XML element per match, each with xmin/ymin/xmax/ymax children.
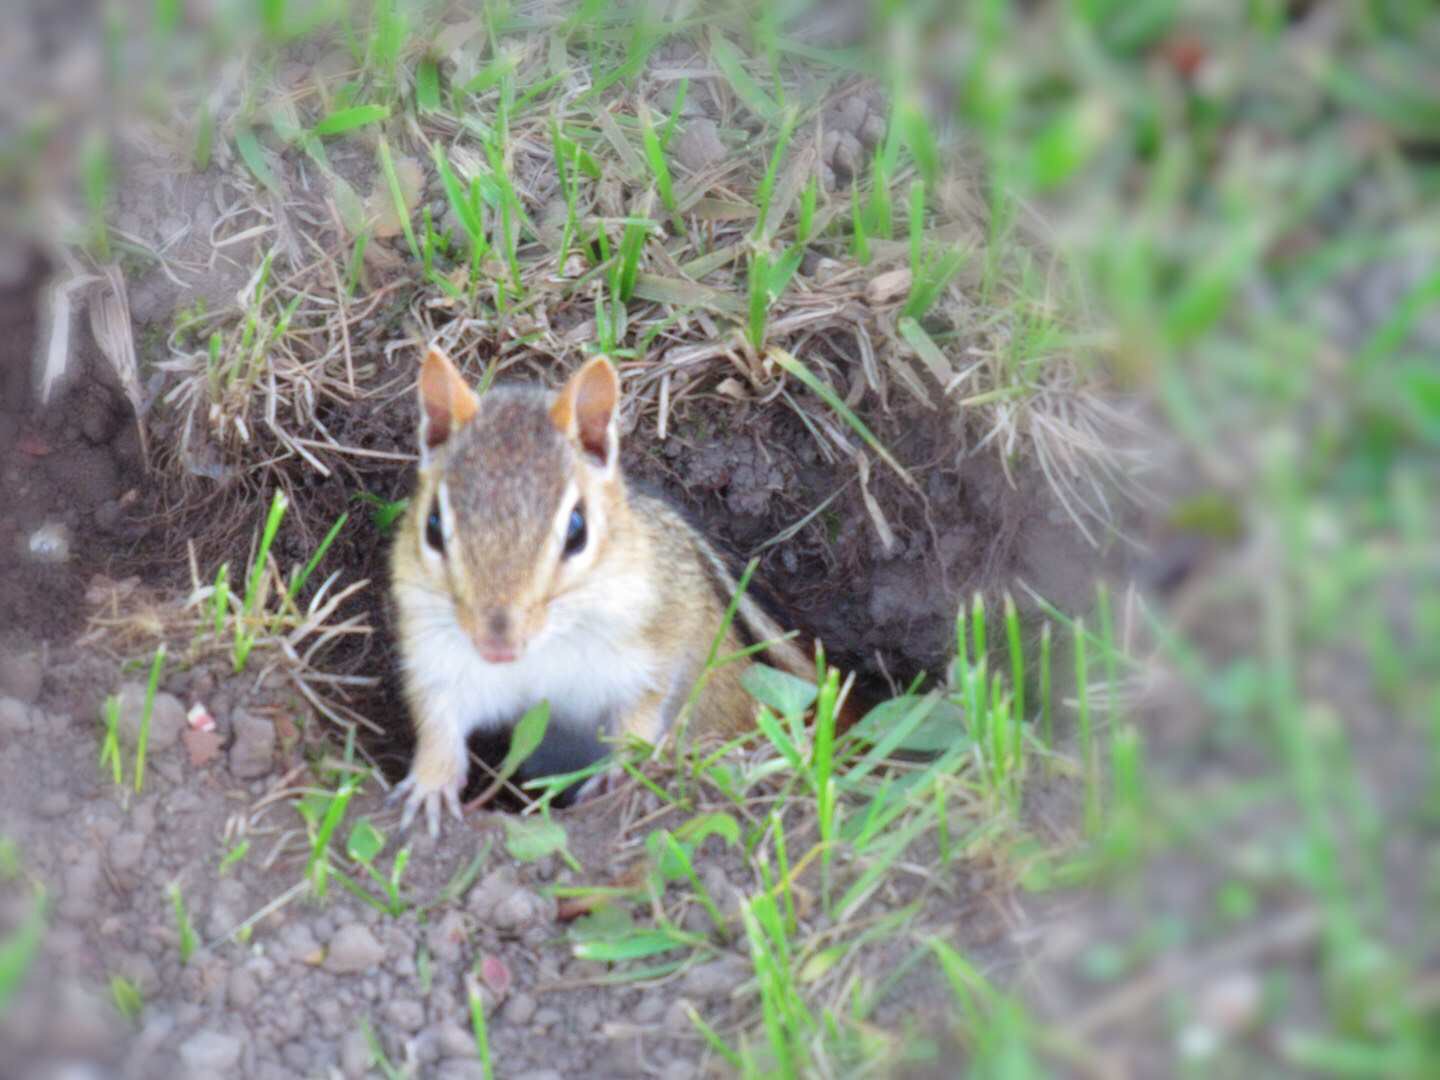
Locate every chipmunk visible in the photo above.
<box><xmin>389</xmin><ymin>345</ymin><xmax>816</xmax><ymax>835</ymax></box>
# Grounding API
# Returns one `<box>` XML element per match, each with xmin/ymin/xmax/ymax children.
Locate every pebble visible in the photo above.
<box><xmin>513</xmin><ymin>1070</ymin><xmax>563</xmax><ymax>1080</ymax></box>
<box><xmin>672</xmin><ymin>116</ymin><xmax>726</xmax><ymax>172</ymax></box>
<box><xmin>281</xmin><ymin>1039</ymin><xmax>312</xmax><ymax>1073</ymax></box>
<box><xmin>178</xmin><ymin>1030</ymin><xmax>243</xmax><ymax>1072</ymax></box>
<box><xmin>384</xmin><ymin>997</ymin><xmax>426</xmax><ymax>1032</ymax></box>
<box><xmin>630</xmin><ymin>994</ymin><xmax>664</xmax><ymax>1024</ymax></box>
<box><xmin>436</xmin><ymin>1061</ymin><xmax>489</xmax><ymax>1080</ymax></box>
<box><xmin>427</xmin><ymin>909</ymin><xmax>469</xmax><ymax>964</ymax></box>
<box><xmin>116</xmin><ymin>683</ymin><xmax>186</xmax><ymax>752</ymax></box>
<box><xmin>228</xmin><ymin>708</ymin><xmax>276</xmax><ymax>779</ymax></box>
<box><xmin>501</xmin><ymin>991</ymin><xmax>537</xmax><ymax>1026</ymax></box>
<box><xmin>59</xmin><ymin>851</ymin><xmax>102</xmax><ymax>921</ymax></box>
<box><xmin>46</xmin><ymin>984</ymin><xmax>116</xmax><ymax>1058</ymax></box>
<box><xmin>682</xmin><ymin>956</ymin><xmax>748</xmax><ymax>999</ymax></box>
<box><xmin>277</xmin><ymin>923</ymin><xmax>321</xmax><ymax>966</ymax></box>
<box><xmin>35</xmin><ymin>789</ymin><xmax>71</xmax><ymax>819</ymax></box>
<box><xmin>324</xmin><ymin>924</ymin><xmax>386</xmax><ymax>974</ymax></box>
<box><xmin>110</xmin><ymin>830</ymin><xmax>147</xmax><ymax>872</ymax></box>
<box><xmin>664</xmin><ymin>997</ymin><xmax>694</xmax><ymax>1032</ymax></box>
<box><xmin>573</xmin><ymin>1002</ymin><xmax>602</xmax><ymax>1032</ymax></box>
<box><xmin>312</xmin><ymin>996</ymin><xmax>345</xmax><ymax>1036</ymax></box>
<box><xmin>228</xmin><ymin>968</ymin><xmax>260</xmax><ymax>1010</ymax></box>
<box><xmin>466</xmin><ymin>867</ymin><xmax>518</xmax><ymax>920</ymax></box>
<box><xmin>339</xmin><ymin>1028</ymin><xmax>371</xmax><ymax>1078</ymax></box>
<box><xmin>491</xmin><ymin>887</ymin><xmax>551</xmax><ymax>932</ymax></box>
<box><xmin>0</xmin><ymin>696</ymin><xmax>31</xmax><ymax>734</ymax></box>
<box><xmin>431</xmin><ymin>1021</ymin><xmax>478</xmax><ymax>1058</ymax></box>
<box><xmin>0</xmin><ymin>653</ymin><xmax>42</xmax><ymax>703</ymax></box>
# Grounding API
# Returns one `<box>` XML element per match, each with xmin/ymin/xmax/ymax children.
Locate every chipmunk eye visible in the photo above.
<box><xmin>563</xmin><ymin>501</ymin><xmax>586</xmax><ymax>558</ymax></box>
<box><xmin>425</xmin><ymin>499</ymin><xmax>445</xmax><ymax>554</ymax></box>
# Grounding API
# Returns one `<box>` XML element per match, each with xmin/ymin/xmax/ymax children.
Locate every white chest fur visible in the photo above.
<box><xmin>396</xmin><ymin>582</ymin><xmax>662</xmax><ymax>739</ymax></box>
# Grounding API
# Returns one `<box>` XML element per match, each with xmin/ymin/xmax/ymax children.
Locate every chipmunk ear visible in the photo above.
<box><xmin>550</xmin><ymin>357</ymin><xmax>620</xmax><ymax>472</ymax></box>
<box><xmin>417</xmin><ymin>345</ymin><xmax>478</xmax><ymax>457</ymax></box>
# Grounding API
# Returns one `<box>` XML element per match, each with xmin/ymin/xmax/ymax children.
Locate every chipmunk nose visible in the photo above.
<box><xmin>473</xmin><ymin>608</ymin><xmax>519</xmax><ymax>664</ymax></box>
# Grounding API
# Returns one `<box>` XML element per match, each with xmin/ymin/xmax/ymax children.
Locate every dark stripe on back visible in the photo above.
<box><xmin>695</xmin><ymin>534</ymin><xmax>761</xmax><ymax>651</ymax></box>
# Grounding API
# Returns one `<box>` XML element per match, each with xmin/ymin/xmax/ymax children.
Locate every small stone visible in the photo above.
<box><xmin>465</xmin><ymin>867</ymin><xmax>517</xmax><ymax>920</ymax></box>
<box><xmin>116</xmin><ymin>683</ymin><xmax>185</xmax><ymax>752</ymax></box>
<box><xmin>501</xmin><ymin>992</ymin><xmax>537</xmax><ymax>1026</ymax></box>
<box><xmin>0</xmin><ymin>653</ymin><xmax>42</xmax><ymax>703</ymax></box>
<box><xmin>228</xmin><ymin>709</ymin><xmax>276</xmax><ymax>779</ymax></box>
<box><xmin>340</xmin><ymin>1028</ymin><xmax>371</xmax><ymax>1078</ymax></box>
<box><xmin>179</xmin><ymin>1029</ymin><xmax>243</xmax><ymax>1072</ymax></box>
<box><xmin>278</xmin><ymin>923</ymin><xmax>322</xmax><ymax>966</ymax></box>
<box><xmin>427</xmin><ymin>909</ymin><xmax>469</xmax><ymax>964</ymax></box>
<box><xmin>574</xmin><ymin>1002</ymin><xmax>601</xmax><ymax>1032</ymax></box>
<box><xmin>325</xmin><ymin>924</ymin><xmax>386</xmax><ymax>974</ymax></box>
<box><xmin>512</xmin><ymin>1070</ymin><xmax>562</xmax><ymax>1080</ymax></box>
<box><xmin>490</xmin><ymin>887</ymin><xmax>551</xmax><ymax>933</ymax></box>
<box><xmin>435</xmin><ymin>1061</ymin><xmax>489</xmax><ymax>1080</ymax></box>
<box><xmin>0</xmin><ymin>697</ymin><xmax>32</xmax><ymax>734</ymax></box>
<box><xmin>860</xmin><ymin>112</ymin><xmax>887</xmax><ymax>148</ymax></box>
<box><xmin>228</xmin><ymin>968</ymin><xmax>260</xmax><ymax>1010</ymax></box>
<box><xmin>631</xmin><ymin>994</ymin><xmax>665</xmax><ymax>1024</ymax></box>
<box><xmin>682</xmin><ymin>957</ymin><xmax>748</xmax><ymax>999</ymax></box>
<box><xmin>110</xmin><ymin>830</ymin><xmax>146</xmax><ymax>872</ymax></box>
<box><xmin>35</xmin><ymin>790</ymin><xmax>71</xmax><ymax>819</ymax></box>
<box><xmin>836</xmin><ymin>94</ymin><xmax>868</xmax><ymax>132</ymax></box>
<box><xmin>672</xmin><ymin>116</ymin><xmax>726</xmax><ymax>173</ymax></box>
<box><xmin>384</xmin><ymin>998</ymin><xmax>426</xmax><ymax>1033</ymax></box>
<box><xmin>313</xmin><ymin>997</ymin><xmax>345</xmax><ymax>1037</ymax></box>
<box><xmin>59</xmin><ymin>851</ymin><xmax>102</xmax><ymax>921</ymax></box>
<box><xmin>865</xmin><ymin>267</ymin><xmax>913</xmax><ymax>307</ymax></box>
<box><xmin>664</xmin><ymin>997</ymin><xmax>694</xmax><ymax>1032</ymax></box>
<box><xmin>430</xmin><ymin>1022</ymin><xmax>477</xmax><ymax>1058</ymax></box>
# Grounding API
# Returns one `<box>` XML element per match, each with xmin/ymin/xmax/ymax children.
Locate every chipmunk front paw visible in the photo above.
<box><xmin>389</xmin><ymin>767</ymin><xmax>465</xmax><ymax>838</ymax></box>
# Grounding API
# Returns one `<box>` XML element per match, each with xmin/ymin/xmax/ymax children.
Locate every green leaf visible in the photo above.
<box><xmin>416</xmin><ymin>59</ymin><xmax>440</xmax><ymax>113</ymax></box>
<box><xmin>235</xmin><ymin>127</ymin><xmax>281</xmax><ymax>193</ymax></box>
<box><xmin>0</xmin><ymin>886</ymin><xmax>46</xmax><ymax>1010</ymax></box>
<box><xmin>500</xmin><ymin>702</ymin><xmax>551</xmax><ymax>776</ymax></box>
<box><xmin>503</xmin><ymin>817</ymin><xmax>568</xmax><ymax>863</ymax></box>
<box><xmin>741</xmin><ymin>663</ymin><xmax>817</xmax><ymax>718</ymax></box>
<box><xmin>573</xmin><ymin>929</ymin><xmax>693</xmax><ymax>962</ymax></box>
<box><xmin>312</xmin><ymin>104</ymin><xmax>391</xmax><ymax>137</ymax></box>
<box><xmin>346</xmin><ymin>818</ymin><xmax>386</xmax><ymax>864</ymax></box>
<box><xmin>673</xmin><ymin>812</ymin><xmax>742</xmax><ymax>850</ymax></box>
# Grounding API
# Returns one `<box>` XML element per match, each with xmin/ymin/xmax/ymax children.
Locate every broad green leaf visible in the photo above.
<box><xmin>346</xmin><ymin>818</ymin><xmax>386</xmax><ymax>863</ymax></box>
<box><xmin>741</xmin><ymin>663</ymin><xmax>817</xmax><ymax>718</ymax></box>
<box><xmin>503</xmin><ymin>816</ymin><xmax>568</xmax><ymax>862</ymax></box>
<box><xmin>312</xmin><ymin>105</ymin><xmax>391</xmax><ymax>138</ymax></box>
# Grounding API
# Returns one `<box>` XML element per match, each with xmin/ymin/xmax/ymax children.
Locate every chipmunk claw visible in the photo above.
<box><xmin>391</xmin><ymin>772</ymin><xmax>464</xmax><ymax>838</ymax></box>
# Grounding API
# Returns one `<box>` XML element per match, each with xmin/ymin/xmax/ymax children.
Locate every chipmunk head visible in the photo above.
<box><xmin>409</xmin><ymin>346</ymin><xmax>623</xmax><ymax>664</ymax></box>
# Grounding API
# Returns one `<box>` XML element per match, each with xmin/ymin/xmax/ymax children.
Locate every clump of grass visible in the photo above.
<box><xmin>110</xmin><ymin>974</ymin><xmax>144</xmax><ymax>1025</ymax></box>
<box><xmin>0</xmin><ymin>883</ymin><xmax>46</xmax><ymax>1012</ymax></box>
<box><xmin>133</xmin><ymin>643</ymin><xmax>166</xmax><ymax>794</ymax></box>
<box><xmin>168</xmin><ymin>882</ymin><xmax>197</xmax><ymax>965</ymax></box>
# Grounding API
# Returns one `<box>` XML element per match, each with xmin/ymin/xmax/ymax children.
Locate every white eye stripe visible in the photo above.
<box><xmin>550</xmin><ymin>481</ymin><xmax>582</xmax><ymax>546</ymax></box>
<box><xmin>422</xmin><ymin>480</ymin><xmax>454</xmax><ymax>561</ymax></box>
